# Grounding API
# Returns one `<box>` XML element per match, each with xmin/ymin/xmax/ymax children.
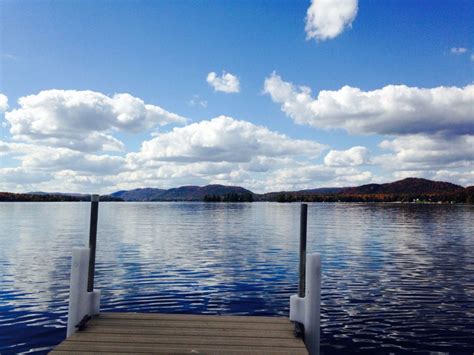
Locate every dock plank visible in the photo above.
<box><xmin>50</xmin><ymin>312</ymin><xmax>307</xmax><ymax>354</ymax></box>
<box><xmin>86</xmin><ymin>325</ymin><xmax>294</xmax><ymax>338</ymax></box>
<box><xmin>88</xmin><ymin>318</ymin><xmax>292</xmax><ymax>330</ymax></box>
<box><xmin>68</xmin><ymin>333</ymin><xmax>303</xmax><ymax>347</ymax></box>
<box><xmin>101</xmin><ymin>312</ymin><xmax>290</xmax><ymax>323</ymax></box>
<box><xmin>54</xmin><ymin>342</ymin><xmax>307</xmax><ymax>354</ymax></box>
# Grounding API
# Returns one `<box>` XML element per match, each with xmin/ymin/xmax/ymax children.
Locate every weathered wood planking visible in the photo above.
<box><xmin>51</xmin><ymin>312</ymin><xmax>307</xmax><ymax>354</ymax></box>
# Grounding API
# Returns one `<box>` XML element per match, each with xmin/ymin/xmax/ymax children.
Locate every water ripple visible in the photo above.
<box><xmin>0</xmin><ymin>202</ymin><xmax>473</xmax><ymax>354</ymax></box>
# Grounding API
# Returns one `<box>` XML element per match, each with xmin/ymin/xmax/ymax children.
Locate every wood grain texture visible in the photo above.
<box><xmin>50</xmin><ymin>312</ymin><xmax>307</xmax><ymax>354</ymax></box>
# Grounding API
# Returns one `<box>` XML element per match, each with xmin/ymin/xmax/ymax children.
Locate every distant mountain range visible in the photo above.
<box><xmin>340</xmin><ymin>178</ymin><xmax>464</xmax><ymax>195</ymax></box>
<box><xmin>110</xmin><ymin>178</ymin><xmax>472</xmax><ymax>203</ymax></box>
<box><xmin>256</xmin><ymin>178</ymin><xmax>472</xmax><ymax>203</ymax></box>
<box><xmin>111</xmin><ymin>185</ymin><xmax>253</xmax><ymax>201</ymax></box>
<box><xmin>1</xmin><ymin>178</ymin><xmax>473</xmax><ymax>203</ymax></box>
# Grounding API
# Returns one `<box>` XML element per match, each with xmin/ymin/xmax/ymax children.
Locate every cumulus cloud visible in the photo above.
<box><xmin>121</xmin><ymin>157</ymin><xmax>301</xmax><ymax>190</ymax></box>
<box><xmin>129</xmin><ymin>115</ymin><xmax>326</xmax><ymax>164</ymax></box>
<box><xmin>1</xmin><ymin>115</ymin><xmax>332</xmax><ymax>193</ymax></box>
<box><xmin>305</xmin><ymin>0</ymin><xmax>358</xmax><ymax>41</ymax></box>
<box><xmin>24</xmin><ymin>149</ymin><xmax>124</xmax><ymax>175</ymax></box>
<box><xmin>0</xmin><ymin>140</ymin><xmax>128</xmax><ymax>193</ymax></box>
<box><xmin>115</xmin><ymin>156</ymin><xmax>375</xmax><ymax>193</ymax></box>
<box><xmin>5</xmin><ymin>90</ymin><xmax>186</xmax><ymax>152</ymax></box>
<box><xmin>264</xmin><ymin>73</ymin><xmax>474</xmax><ymax>136</ymax></box>
<box><xmin>0</xmin><ymin>94</ymin><xmax>8</xmax><ymax>112</ymax></box>
<box><xmin>0</xmin><ymin>141</ymin><xmax>125</xmax><ymax>175</ymax></box>
<box><xmin>0</xmin><ymin>167</ymin><xmax>52</xmax><ymax>185</ymax></box>
<box><xmin>115</xmin><ymin>161</ymin><xmax>234</xmax><ymax>187</ymax></box>
<box><xmin>376</xmin><ymin>134</ymin><xmax>474</xmax><ymax>170</ymax></box>
<box><xmin>268</xmin><ymin>164</ymin><xmax>373</xmax><ymax>191</ymax></box>
<box><xmin>52</xmin><ymin>170</ymin><xmax>116</xmax><ymax>190</ymax></box>
<box><xmin>324</xmin><ymin>146</ymin><xmax>369</xmax><ymax>167</ymax></box>
<box><xmin>431</xmin><ymin>170</ymin><xmax>474</xmax><ymax>187</ymax></box>
<box><xmin>206</xmin><ymin>71</ymin><xmax>240</xmax><ymax>93</ymax></box>
<box><xmin>450</xmin><ymin>47</ymin><xmax>467</xmax><ymax>55</ymax></box>
<box><xmin>0</xmin><ymin>140</ymin><xmax>29</xmax><ymax>156</ymax></box>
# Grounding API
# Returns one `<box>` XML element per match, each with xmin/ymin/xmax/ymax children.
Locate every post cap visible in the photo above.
<box><xmin>91</xmin><ymin>194</ymin><xmax>100</xmax><ymax>202</ymax></box>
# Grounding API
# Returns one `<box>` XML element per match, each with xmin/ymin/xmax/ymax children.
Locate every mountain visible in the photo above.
<box><xmin>111</xmin><ymin>188</ymin><xmax>166</xmax><ymax>201</ymax></box>
<box><xmin>3</xmin><ymin>178</ymin><xmax>472</xmax><ymax>203</ymax></box>
<box><xmin>111</xmin><ymin>184</ymin><xmax>253</xmax><ymax>201</ymax></box>
<box><xmin>340</xmin><ymin>178</ymin><xmax>464</xmax><ymax>195</ymax></box>
<box><xmin>298</xmin><ymin>187</ymin><xmax>344</xmax><ymax>194</ymax></box>
<box><xmin>256</xmin><ymin>178</ymin><xmax>469</xmax><ymax>203</ymax></box>
<box><xmin>110</xmin><ymin>178</ymin><xmax>470</xmax><ymax>203</ymax></box>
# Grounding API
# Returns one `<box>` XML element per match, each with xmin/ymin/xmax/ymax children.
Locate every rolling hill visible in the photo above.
<box><xmin>110</xmin><ymin>184</ymin><xmax>253</xmax><ymax>201</ymax></box>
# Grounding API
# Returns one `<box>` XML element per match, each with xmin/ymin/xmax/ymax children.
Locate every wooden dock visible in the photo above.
<box><xmin>51</xmin><ymin>312</ymin><xmax>308</xmax><ymax>354</ymax></box>
<box><xmin>54</xmin><ymin>201</ymin><xmax>317</xmax><ymax>354</ymax></box>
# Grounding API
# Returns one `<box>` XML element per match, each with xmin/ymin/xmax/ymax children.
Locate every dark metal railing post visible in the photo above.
<box><xmin>295</xmin><ymin>203</ymin><xmax>308</xmax><ymax>337</ymax></box>
<box><xmin>87</xmin><ymin>194</ymin><xmax>99</xmax><ymax>292</ymax></box>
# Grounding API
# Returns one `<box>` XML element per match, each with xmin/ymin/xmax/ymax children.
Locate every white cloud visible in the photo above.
<box><xmin>0</xmin><ymin>140</ymin><xmax>128</xmax><ymax>193</ymax></box>
<box><xmin>116</xmin><ymin>157</ymin><xmax>375</xmax><ymax>193</ymax></box>
<box><xmin>5</xmin><ymin>90</ymin><xmax>186</xmax><ymax>152</ymax></box>
<box><xmin>1</xmin><ymin>115</ymin><xmax>330</xmax><ymax>193</ymax></box>
<box><xmin>305</xmin><ymin>0</ymin><xmax>358</xmax><ymax>41</ymax></box>
<box><xmin>24</xmin><ymin>150</ymin><xmax>124</xmax><ymax>175</ymax></box>
<box><xmin>268</xmin><ymin>164</ymin><xmax>373</xmax><ymax>191</ymax></box>
<box><xmin>0</xmin><ymin>94</ymin><xmax>8</xmax><ymax>112</ymax></box>
<box><xmin>431</xmin><ymin>170</ymin><xmax>474</xmax><ymax>187</ymax></box>
<box><xmin>0</xmin><ymin>141</ymin><xmax>125</xmax><ymax>175</ymax></box>
<box><xmin>0</xmin><ymin>140</ymin><xmax>28</xmax><ymax>156</ymax></box>
<box><xmin>116</xmin><ymin>116</ymin><xmax>335</xmax><ymax>192</ymax></box>
<box><xmin>0</xmin><ymin>167</ymin><xmax>51</xmax><ymax>185</ymax></box>
<box><xmin>2</xmin><ymin>84</ymin><xmax>471</xmax><ymax>192</ymax></box>
<box><xmin>376</xmin><ymin>134</ymin><xmax>474</xmax><ymax>170</ymax></box>
<box><xmin>206</xmin><ymin>71</ymin><xmax>240</xmax><ymax>93</ymax></box>
<box><xmin>52</xmin><ymin>170</ymin><xmax>116</xmax><ymax>191</ymax></box>
<box><xmin>264</xmin><ymin>73</ymin><xmax>474</xmax><ymax>136</ymax></box>
<box><xmin>115</xmin><ymin>161</ymin><xmax>233</xmax><ymax>187</ymax></box>
<box><xmin>129</xmin><ymin>115</ymin><xmax>326</xmax><ymax>164</ymax></box>
<box><xmin>370</xmin><ymin>134</ymin><xmax>474</xmax><ymax>186</ymax></box>
<box><xmin>324</xmin><ymin>146</ymin><xmax>369</xmax><ymax>167</ymax></box>
<box><xmin>450</xmin><ymin>47</ymin><xmax>467</xmax><ymax>55</ymax></box>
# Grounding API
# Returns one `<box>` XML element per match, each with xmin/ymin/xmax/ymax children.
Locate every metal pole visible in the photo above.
<box><xmin>87</xmin><ymin>194</ymin><xmax>99</xmax><ymax>292</ymax></box>
<box><xmin>295</xmin><ymin>203</ymin><xmax>308</xmax><ymax>337</ymax></box>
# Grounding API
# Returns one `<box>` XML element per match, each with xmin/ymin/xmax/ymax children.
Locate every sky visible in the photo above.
<box><xmin>0</xmin><ymin>0</ymin><xmax>473</xmax><ymax>194</ymax></box>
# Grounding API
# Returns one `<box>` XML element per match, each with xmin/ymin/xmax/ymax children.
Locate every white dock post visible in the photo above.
<box><xmin>66</xmin><ymin>248</ymin><xmax>102</xmax><ymax>337</ymax></box>
<box><xmin>66</xmin><ymin>195</ymin><xmax>102</xmax><ymax>338</ymax></box>
<box><xmin>290</xmin><ymin>253</ymin><xmax>321</xmax><ymax>355</ymax></box>
<box><xmin>66</xmin><ymin>247</ymin><xmax>90</xmax><ymax>338</ymax></box>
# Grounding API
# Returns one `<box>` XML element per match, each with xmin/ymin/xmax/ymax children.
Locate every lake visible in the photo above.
<box><xmin>0</xmin><ymin>202</ymin><xmax>473</xmax><ymax>354</ymax></box>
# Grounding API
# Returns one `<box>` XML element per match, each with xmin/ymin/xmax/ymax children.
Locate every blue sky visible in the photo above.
<box><xmin>1</xmin><ymin>0</ymin><xmax>473</xmax><ymax>193</ymax></box>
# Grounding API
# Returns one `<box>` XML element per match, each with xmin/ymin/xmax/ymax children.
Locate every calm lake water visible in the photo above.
<box><xmin>0</xmin><ymin>202</ymin><xmax>473</xmax><ymax>354</ymax></box>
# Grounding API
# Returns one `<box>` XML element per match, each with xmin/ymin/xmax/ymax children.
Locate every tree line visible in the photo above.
<box><xmin>203</xmin><ymin>193</ymin><xmax>254</xmax><ymax>202</ymax></box>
